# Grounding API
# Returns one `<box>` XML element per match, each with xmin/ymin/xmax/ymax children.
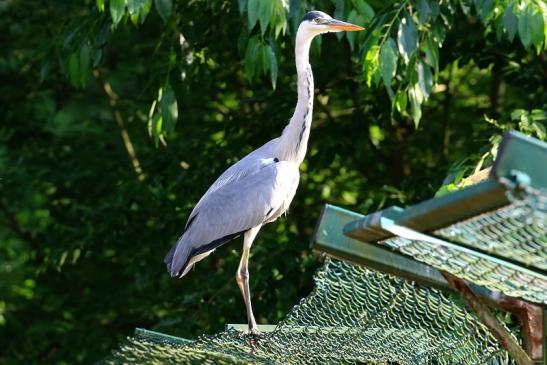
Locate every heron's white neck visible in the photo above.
<box><xmin>277</xmin><ymin>27</ymin><xmax>316</xmax><ymax>165</ymax></box>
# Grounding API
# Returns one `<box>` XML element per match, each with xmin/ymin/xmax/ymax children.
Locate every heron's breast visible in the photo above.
<box><xmin>264</xmin><ymin>165</ymin><xmax>300</xmax><ymax>223</ymax></box>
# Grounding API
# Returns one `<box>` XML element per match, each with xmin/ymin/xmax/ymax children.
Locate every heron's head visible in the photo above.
<box><xmin>299</xmin><ymin>10</ymin><xmax>364</xmax><ymax>36</ymax></box>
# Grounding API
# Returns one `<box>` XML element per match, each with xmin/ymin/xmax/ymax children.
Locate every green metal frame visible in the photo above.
<box><xmin>492</xmin><ymin>131</ymin><xmax>547</xmax><ymax>190</ymax></box>
<box><xmin>343</xmin><ymin>179</ymin><xmax>509</xmax><ymax>243</ymax></box>
<box><xmin>311</xmin><ymin>204</ymin><xmax>450</xmax><ymax>290</ymax></box>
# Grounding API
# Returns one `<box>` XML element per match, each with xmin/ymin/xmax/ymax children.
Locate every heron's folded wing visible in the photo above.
<box><xmin>168</xmin><ymin>161</ymin><xmax>298</xmax><ymax>276</ymax></box>
<box><xmin>184</xmin><ymin>139</ymin><xmax>279</xmax><ymax>229</ymax></box>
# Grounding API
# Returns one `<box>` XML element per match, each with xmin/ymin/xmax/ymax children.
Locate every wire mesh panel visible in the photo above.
<box><xmin>435</xmin><ymin>188</ymin><xmax>547</xmax><ymax>271</ymax></box>
<box><xmin>102</xmin><ymin>259</ymin><xmax>512</xmax><ymax>365</ymax></box>
<box><xmin>382</xmin><ymin>188</ymin><xmax>547</xmax><ymax>305</ymax></box>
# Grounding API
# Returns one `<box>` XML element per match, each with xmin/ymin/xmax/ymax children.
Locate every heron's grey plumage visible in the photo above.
<box><xmin>164</xmin><ymin>10</ymin><xmax>363</xmax><ymax>334</ymax></box>
<box><xmin>166</xmin><ymin>158</ymin><xmax>299</xmax><ymax>277</ymax></box>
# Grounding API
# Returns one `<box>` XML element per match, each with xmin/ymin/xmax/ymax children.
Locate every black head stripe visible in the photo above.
<box><xmin>302</xmin><ymin>11</ymin><xmax>323</xmax><ymax>22</ymax></box>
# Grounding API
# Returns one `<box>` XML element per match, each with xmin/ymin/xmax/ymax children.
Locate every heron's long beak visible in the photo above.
<box><xmin>326</xmin><ymin>19</ymin><xmax>365</xmax><ymax>31</ymax></box>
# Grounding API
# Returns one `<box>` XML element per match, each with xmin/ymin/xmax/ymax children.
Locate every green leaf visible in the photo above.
<box><xmin>160</xmin><ymin>85</ymin><xmax>178</xmax><ymax>133</ymax></box>
<box><xmin>127</xmin><ymin>0</ymin><xmax>144</xmax><ymax>15</ymax></box>
<box><xmin>138</xmin><ymin>0</ymin><xmax>153</xmax><ymax>24</ymax></box>
<box><xmin>110</xmin><ymin>0</ymin><xmax>126</xmax><ymax>26</ymax></box>
<box><xmin>417</xmin><ymin>0</ymin><xmax>431</xmax><ymax>23</ymax></box>
<box><xmin>334</xmin><ymin>0</ymin><xmax>345</xmax><ymax>41</ymax></box>
<box><xmin>247</xmin><ymin>0</ymin><xmax>258</xmax><ymax>31</ymax></box>
<box><xmin>259</xmin><ymin>42</ymin><xmax>269</xmax><ymax>74</ymax></box>
<box><xmin>346</xmin><ymin>10</ymin><xmax>362</xmax><ymax>50</ymax></box>
<box><xmin>152</xmin><ymin>113</ymin><xmax>162</xmax><ymax>146</ymax></box>
<box><xmin>96</xmin><ymin>0</ymin><xmax>106</xmax><ymax>12</ymax></box>
<box><xmin>518</xmin><ymin>4</ymin><xmax>533</xmax><ymax>48</ymax></box>
<box><xmin>155</xmin><ymin>0</ymin><xmax>172</xmax><ymax>24</ymax></box>
<box><xmin>532</xmin><ymin>120</ymin><xmax>546</xmax><ymax>140</ymax></box>
<box><xmin>502</xmin><ymin>2</ymin><xmax>517</xmax><ymax>41</ymax></box>
<box><xmin>397</xmin><ymin>15</ymin><xmax>418</xmax><ymax>63</ymax></box>
<box><xmin>79</xmin><ymin>44</ymin><xmax>91</xmax><ymax>87</ymax></box>
<box><xmin>474</xmin><ymin>0</ymin><xmax>493</xmax><ymax>21</ymax></box>
<box><xmin>416</xmin><ymin>62</ymin><xmax>432</xmax><ymax>99</ymax></box>
<box><xmin>257</xmin><ymin>0</ymin><xmax>270</xmax><ymax>35</ymax></box>
<box><xmin>68</xmin><ymin>52</ymin><xmax>80</xmax><ymax>87</ymax></box>
<box><xmin>394</xmin><ymin>89</ymin><xmax>407</xmax><ymax>114</ymax></box>
<box><xmin>379</xmin><ymin>38</ymin><xmax>397</xmax><ymax>88</ymax></box>
<box><xmin>423</xmin><ymin>34</ymin><xmax>439</xmax><ymax>73</ymax></box>
<box><xmin>238</xmin><ymin>0</ymin><xmax>246</xmax><ymax>14</ymax></box>
<box><xmin>363</xmin><ymin>45</ymin><xmax>380</xmax><ymax>87</ymax></box>
<box><xmin>353</xmin><ymin>0</ymin><xmax>374</xmax><ymax>21</ymax></box>
<box><xmin>244</xmin><ymin>36</ymin><xmax>260</xmax><ymax>79</ymax></box>
<box><xmin>408</xmin><ymin>83</ymin><xmax>423</xmax><ymax>127</ymax></box>
<box><xmin>431</xmin><ymin>23</ymin><xmax>446</xmax><ymax>46</ymax></box>
<box><xmin>531</xmin><ymin>10</ymin><xmax>544</xmax><ymax>52</ymax></box>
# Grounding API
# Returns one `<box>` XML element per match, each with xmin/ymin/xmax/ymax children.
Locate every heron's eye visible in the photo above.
<box><xmin>314</xmin><ymin>18</ymin><xmax>321</xmax><ymax>23</ymax></box>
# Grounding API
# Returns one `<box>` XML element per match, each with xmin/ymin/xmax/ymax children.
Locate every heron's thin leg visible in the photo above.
<box><xmin>236</xmin><ymin>226</ymin><xmax>261</xmax><ymax>334</ymax></box>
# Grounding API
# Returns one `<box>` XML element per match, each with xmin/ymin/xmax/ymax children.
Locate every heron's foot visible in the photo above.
<box><xmin>245</xmin><ymin>326</ymin><xmax>265</xmax><ymax>350</ymax></box>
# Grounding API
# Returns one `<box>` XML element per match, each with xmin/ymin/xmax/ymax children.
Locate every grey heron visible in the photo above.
<box><xmin>164</xmin><ymin>10</ymin><xmax>364</xmax><ymax>334</ymax></box>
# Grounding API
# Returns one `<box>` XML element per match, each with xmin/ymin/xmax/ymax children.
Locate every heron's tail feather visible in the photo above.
<box><xmin>165</xmin><ymin>236</ymin><xmax>193</xmax><ymax>278</ymax></box>
<box><xmin>165</xmin><ymin>230</ymin><xmax>247</xmax><ymax>278</ymax></box>
<box><xmin>163</xmin><ymin>244</ymin><xmax>177</xmax><ymax>273</ymax></box>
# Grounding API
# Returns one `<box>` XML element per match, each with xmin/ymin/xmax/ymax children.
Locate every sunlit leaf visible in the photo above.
<box><xmin>417</xmin><ymin>62</ymin><xmax>432</xmax><ymax>100</ymax></box>
<box><xmin>394</xmin><ymin>89</ymin><xmax>407</xmax><ymax>114</ymax></box>
<box><xmin>532</xmin><ymin>121</ymin><xmax>546</xmax><ymax>140</ymax></box>
<box><xmin>96</xmin><ymin>0</ymin><xmax>105</xmax><ymax>12</ymax></box>
<box><xmin>408</xmin><ymin>83</ymin><xmax>423</xmax><ymax>127</ymax></box>
<box><xmin>127</xmin><ymin>0</ymin><xmax>145</xmax><ymax>15</ymax></box>
<box><xmin>379</xmin><ymin>38</ymin><xmax>397</xmax><ymax>88</ymax></box>
<box><xmin>155</xmin><ymin>0</ymin><xmax>172</xmax><ymax>24</ymax></box>
<box><xmin>139</xmin><ymin>0</ymin><xmax>153</xmax><ymax>23</ymax></box>
<box><xmin>397</xmin><ymin>15</ymin><xmax>418</xmax><ymax>64</ymax></box>
<box><xmin>110</xmin><ymin>0</ymin><xmax>126</xmax><ymax>25</ymax></box>
<box><xmin>160</xmin><ymin>85</ymin><xmax>178</xmax><ymax>134</ymax></box>
<box><xmin>363</xmin><ymin>45</ymin><xmax>380</xmax><ymax>87</ymax></box>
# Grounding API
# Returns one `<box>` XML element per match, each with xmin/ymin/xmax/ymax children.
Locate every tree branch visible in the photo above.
<box><xmin>94</xmin><ymin>70</ymin><xmax>146</xmax><ymax>181</ymax></box>
<box><xmin>442</xmin><ymin>272</ymin><xmax>532</xmax><ymax>365</ymax></box>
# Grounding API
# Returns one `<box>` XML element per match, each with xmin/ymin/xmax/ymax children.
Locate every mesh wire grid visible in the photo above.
<box><xmin>102</xmin><ymin>259</ymin><xmax>513</xmax><ymax>365</ymax></box>
<box><xmin>382</xmin><ymin>187</ymin><xmax>547</xmax><ymax>305</ymax></box>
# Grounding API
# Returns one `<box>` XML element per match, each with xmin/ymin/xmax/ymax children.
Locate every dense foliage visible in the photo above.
<box><xmin>1</xmin><ymin>0</ymin><xmax>545</xmax><ymax>363</ymax></box>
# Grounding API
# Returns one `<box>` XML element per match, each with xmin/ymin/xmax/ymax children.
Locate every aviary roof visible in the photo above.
<box><xmin>102</xmin><ymin>259</ymin><xmax>511</xmax><ymax>364</ymax></box>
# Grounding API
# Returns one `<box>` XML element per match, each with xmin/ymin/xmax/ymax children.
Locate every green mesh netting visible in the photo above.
<box><xmin>103</xmin><ymin>259</ymin><xmax>513</xmax><ymax>364</ymax></box>
<box><xmin>382</xmin><ymin>187</ymin><xmax>547</xmax><ymax>304</ymax></box>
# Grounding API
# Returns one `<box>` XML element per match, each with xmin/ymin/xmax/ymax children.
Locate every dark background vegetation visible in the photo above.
<box><xmin>1</xmin><ymin>0</ymin><xmax>545</xmax><ymax>363</ymax></box>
